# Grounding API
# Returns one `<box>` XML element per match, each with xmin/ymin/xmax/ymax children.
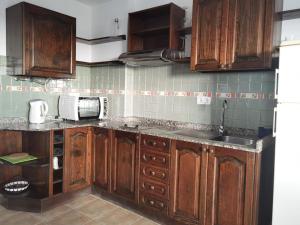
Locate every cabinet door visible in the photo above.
<box><xmin>170</xmin><ymin>141</ymin><xmax>204</xmax><ymax>225</ymax></box>
<box><xmin>94</xmin><ymin>128</ymin><xmax>110</xmax><ymax>191</ymax></box>
<box><xmin>191</xmin><ymin>0</ymin><xmax>224</xmax><ymax>71</ymax></box>
<box><xmin>112</xmin><ymin>131</ymin><xmax>139</xmax><ymax>202</ymax></box>
<box><xmin>23</xmin><ymin>3</ymin><xmax>76</xmax><ymax>78</ymax></box>
<box><xmin>64</xmin><ymin>128</ymin><xmax>92</xmax><ymax>193</ymax></box>
<box><xmin>205</xmin><ymin>147</ymin><xmax>256</xmax><ymax>225</ymax></box>
<box><xmin>228</xmin><ymin>0</ymin><xmax>274</xmax><ymax>70</ymax></box>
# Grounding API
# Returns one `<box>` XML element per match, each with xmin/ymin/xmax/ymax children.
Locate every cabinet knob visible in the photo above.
<box><xmin>151</xmin><ymin>171</ymin><xmax>156</xmax><ymax>176</ymax></box>
<box><xmin>209</xmin><ymin>148</ymin><xmax>215</xmax><ymax>154</ymax></box>
<box><xmin>149</xmin><ymin>200</ymin><xmax>155</xmax><ymax>205</ymax></box>
<box><xmin>151</xmin><ymin>156</ymin><xmax>156</xmax><ymax>161</ymax></box>
<box><xmin>220</xmin><ymin>64</ymin><xmax>226</xmax><ymax>69</ymax></box>
<box><xmin>162</xmin><ymin>142</ymin><xmax>167</xmax><ymax>147</ymax></box>
<box><xmin>227</xmin><ymin>64</ymin><xmax>232</xmax><ymax>69</ymax></box>
<box><xmin>150</xmin><ymin>185</ymin><xmax>155</xmax><ymax>190</ymax></box>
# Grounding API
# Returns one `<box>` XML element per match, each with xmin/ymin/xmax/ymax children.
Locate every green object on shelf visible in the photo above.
<box><xmin>0</xmin><ymin>154</ymin><xmax>38</xmax><ymax>164</ymax></box>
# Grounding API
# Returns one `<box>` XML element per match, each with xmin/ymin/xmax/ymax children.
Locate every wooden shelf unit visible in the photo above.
<box><xmin>76</xmin><ymin>35</ymin><xmax>126</xmax><ymax>45</ymax></box>
<box><xmin>52</xmin><ymin>130</ymin><xmax>64</xmax><ymax>195</ymax></box>
<box><xmin>277</xmin><ymin>8</ymin><xmax>300</xmax><ymax>20</ymax></box>
<box><xmin>128</xmin><ymin>3</ymin><xmax>185</xmax><ymax>52</ymax></box>
<box><xmin>0</xmin><ymin>131</ymin><xmax>51</xmax><ymax>212</ymax></box>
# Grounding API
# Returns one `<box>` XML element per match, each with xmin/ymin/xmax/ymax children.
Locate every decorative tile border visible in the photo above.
<box><xmin>0</xmin><ymin>84</ymin><xmax>274</xmax><ymax>100</ymax></box>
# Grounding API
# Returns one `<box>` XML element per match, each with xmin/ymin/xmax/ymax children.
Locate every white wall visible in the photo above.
<box><xmin>0</xmin><ymin>0</ymin><xmax>93</xmax><ymax>56</ymax></box>
<box><xmin>282</xmin><ymin>0</ymin><xmax>300</xmax><ymax>41</ymax></box>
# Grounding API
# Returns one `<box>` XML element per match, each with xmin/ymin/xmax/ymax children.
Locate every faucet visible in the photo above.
<box><xmin>219</xmin><ymin>100</ymin><xmax>228</xmax><ymax>136</ymax></box>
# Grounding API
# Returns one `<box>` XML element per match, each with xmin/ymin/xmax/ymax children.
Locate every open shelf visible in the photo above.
<box><xmin>277</xmin><ymin>9</ymin><xmax>300</xmax><ymax>21</ymax></box>
<box><xmin>76</xmin><ymin>35</ymin><xmax>126</xmax><ymax>45</ymax></box>
<box><xmin>131</xmin><ymin>26</ymin><xmax>170</xmax><ymax>36</ymax></box>
<box><xmin>52</xmin><ymin>130</ymin><xmax>64</xmax><ymax>196</ymax></box>
<box><xmin>0</xmin><ymin>157</ymin><xmax>50</xmax><ymax>168</ymax></box>
<box><xmin>76</xmin><ymin>60</ymin><xmax>124</xmax><ymax>67</ymax></box>
<box><xmin>177</xmin><ymin>27</ymin><xmax>192</xmax><ymax>36</ymax></box>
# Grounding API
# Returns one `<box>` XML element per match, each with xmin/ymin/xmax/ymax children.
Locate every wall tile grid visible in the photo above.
<box><xmin>0</xmin><ymin>55</ymin><xmax>275</xmax><ymax>130</ymax></box>
<box><xmin>125</xmin><ymin>64</ymin><xmax>275</xmax><ymax>130</ymax></box>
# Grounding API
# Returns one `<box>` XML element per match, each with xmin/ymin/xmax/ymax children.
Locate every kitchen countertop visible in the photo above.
<box><xmin>0</xmin><ymin>117</ymin><xmax>273</xmax><ymax>153</ymax></box>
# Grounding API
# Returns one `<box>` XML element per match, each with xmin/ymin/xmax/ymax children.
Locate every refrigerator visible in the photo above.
<box><xmin>272</xmin><ymin>41</ymin><xmax>300</xmax><ymax>225</ymax></box>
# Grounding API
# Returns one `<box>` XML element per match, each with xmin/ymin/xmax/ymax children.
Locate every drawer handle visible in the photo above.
<box><xmin>147</xmin><ymin>140</ymin><xmax>157</xmax><ymax>146</ymax></box>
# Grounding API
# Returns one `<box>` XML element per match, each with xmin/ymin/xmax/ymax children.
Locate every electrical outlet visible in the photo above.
<box><xmin>197</xmin><ymin>96</ymin><xmax>212</xmax><ymax>105</ymax></box>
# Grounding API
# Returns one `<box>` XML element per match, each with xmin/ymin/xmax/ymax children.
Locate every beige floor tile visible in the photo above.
<box><xmin>65</xmin><ymin>194</ymin><xmax>98</xmax><ymax>209</ymax></box>
<box><xmin>0</xmin><ymin>211</ymin><xmax>43</xmax><ymax>225</ymax></box>
<box><xmin>90</xmin><ymin>207</ymin><xmax>142</xmax><ymax>225</ymax></box>
<box><xmin>131</xmin><ymin>218</ymin><xmax>160</xmax><ymax>225</ymax></box>
<box><xmin>46</xmin><ymin>210</ymin><xmax>92</xmax><ymax>225</ymax></box>
<box><xmin>76</xmin><ymin>198</ymin><xmax>119</xmax><ymax>219</ymax></box>
<box><xmin>34</xmin><ymin>204</ymin><xmax>73</xmax><ymax>222</ymax></box>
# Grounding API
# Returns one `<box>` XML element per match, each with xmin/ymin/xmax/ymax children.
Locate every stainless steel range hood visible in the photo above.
<box><xmin>118</xmin><ymin>49</ymin><xmax>184</xmax><ymax>67</ymax></box>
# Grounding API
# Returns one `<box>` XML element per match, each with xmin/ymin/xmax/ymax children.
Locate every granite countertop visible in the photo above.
<box><xmin>0</xmin><ymin>117</ymin><xmax>273</xmax><ymax>153</ymax></box>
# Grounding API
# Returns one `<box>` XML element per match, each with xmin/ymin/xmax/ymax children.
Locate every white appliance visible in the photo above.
<box><xmin>272</xmin><ymin>41</ymin><xmax>300</xmax><ymax>225</ymax></box>
<box><xmin>29</xmin><ymin>100</ymin><xmax>49</xmax><ymax>124</ymax></box>
<box><xmin>58</xmin><ymin>95</ymin><xmax>108</xmax><ymax>121</ymax></box>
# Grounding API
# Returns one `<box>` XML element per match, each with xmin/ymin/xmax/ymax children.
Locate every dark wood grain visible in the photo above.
<box><xmin>6</xmin><ymin>2</ymin><xmax>76</xmax><ymax>78</ymax></box>
<box><xmin>170</xmin><ymin>140</ymin><xmax>204</xmax><ymax>225</ymax></box>
<box><xmin>63</xmin><ymin>128</ymin><xmax>92</xmax><ymax>193</ymax></box>
<box><xmin>128</xmin><ymin>3</ymin><xmax>185</xmax><ymax>52</ymax></box>
<box><xmin>94</xmin><ymin>128</ymin><xmax>111</xmax><ymax>191</ymax></box>
<box><xmin>205</xmin><ymin>146</ymin><xmax>256</xmax><ymax>225</ymax></box>
<box><xmin>191</xmin><ymin>0</ymin><xmax>283</xmax><ymax>71</ymax></box>
<box><xmin>111</xmin><ymin>131</ymin><xmax>139</xmax><ymax>202</ymax></box>
<box><xmin>0</xmin><ymin>131</ymin><xmax>22</xmax><ymax>184</ymax></box>
<box><xmin>190</xmin><ymin>0</ymin><xmax>223</xmax><ymax>71</ymax></box>
<box><xmin>76</xmin><ymin>35</ymin><xmax>126</xmax><ymax>45</ymax></box>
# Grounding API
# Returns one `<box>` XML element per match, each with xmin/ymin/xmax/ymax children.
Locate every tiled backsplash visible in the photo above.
<box><xmin>125</xmin><ymin>65</ymin><xmax>275</xmax><ymax>130</ymax></box>
<box><xmin>0</xmin><ymin>55</ymin><xmax>275</xmax><ymax>130</ymax></box>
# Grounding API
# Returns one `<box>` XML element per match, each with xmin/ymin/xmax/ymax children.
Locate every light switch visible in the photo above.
<box><xmin>197</xmin><ymin>96</ymin><xmax>212</xmax><ymax>105</ymax></box>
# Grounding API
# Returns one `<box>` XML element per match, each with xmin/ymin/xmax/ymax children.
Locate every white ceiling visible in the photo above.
<box><xmin>76</xmin><ymin>0</ymin><xmax>112</xmax><ymax>6</ymax></box>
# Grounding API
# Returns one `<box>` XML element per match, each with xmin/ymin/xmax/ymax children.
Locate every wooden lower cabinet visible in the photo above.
<box><xmin>205</xmin><ymin>146</ymin><xmax>256</xmax><ymax>225</ymax></box>
<box><xmin>94</xmin><ymin>128</ymin><xmax>111</xmax><ymax>191</ymax></box>
<box><xmin>111</xmin><ymin>130</ymin><xmax>139</xmax><ymax>202</ymax></box>
<box><xmin>63</xmin><ymin>127</ymin><xmax>92</xmax><ymax>193</ymax></box>
<box><xmin>170</xmin><ymin>140</ymin><xmax>204</xmax><ymax>225</ymax></box>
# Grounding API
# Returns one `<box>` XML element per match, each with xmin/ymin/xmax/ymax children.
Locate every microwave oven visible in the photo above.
<box><xmin>58</xmin><ymin>95</ymin><xmax>108</xmax><ymax>121</ymax></box>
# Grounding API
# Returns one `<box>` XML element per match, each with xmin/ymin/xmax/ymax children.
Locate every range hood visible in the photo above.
<box><xmin>118</xmin><ymin>49</ymin><xmax>184</xmax><ymax>67</ymax></box>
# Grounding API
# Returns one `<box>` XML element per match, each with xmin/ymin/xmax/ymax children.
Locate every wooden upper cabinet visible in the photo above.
<box><xmin>205</xmin><ymin>146</ymin><xmax>256</xmax><ymax>225</ymax></box>
<box><xmin>228</xmin><ymin>0</ymin><xmax>277</xmax><ymax>70</ymax></box>
<box><xmin>6</xmin><ymin>2</ymin><xmax>76</xmax><ymax>78</ymax></box>
<box><xmin>170</xmin><ymin>141</ymin><xmax>204</xmax><ymax>225</ymax></box>
<box><xmin>94</xmin><ymin>128</ymin><xmax>111</xmax><ymax>191</ymax></box>
<box><xmin>128</xmin><ymin>3</ymin><xmax>185</xmax><ymax>52</ymax></box>
<box><xmin>191</xmin><ymin>0</ymin><xmax>282</xmax><ymax>71</ymax></box>
<box><xmin>191</xmin><ymin>0</ymin><xmax>224</xmax><ymax>71</ymax></box>
<box><xmin>111</xmin><ymin>131</ymin><xmax>139</xmax><ymax>202</ymax></box>
<box><xmin>64</xmin><ymin>128</ymin><xmax>92</xmax><ymax>193</ymax></box>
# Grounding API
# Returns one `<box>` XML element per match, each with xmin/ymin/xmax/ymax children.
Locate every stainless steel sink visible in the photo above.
<box><xmin>212</xmin><ymin>136</ymin><xmax>256</xmax><ymax>146</ymax></box>
<box><xmin>172</xmin><ymin>129</ymin><xmax>217</xmax><ymax>139</ymax></box>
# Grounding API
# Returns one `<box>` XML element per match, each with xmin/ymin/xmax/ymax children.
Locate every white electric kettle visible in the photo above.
<box><xmin>29</xmin><ymin>100</ymin><xmax>49</xmax><ymax>124</ymax></box>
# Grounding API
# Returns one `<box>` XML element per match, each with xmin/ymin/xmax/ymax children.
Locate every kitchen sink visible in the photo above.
<box><xmin>212</xmin><ymin>136</ymin><xmax>256</xmax><ymax>147</ymax></box>
<box><xmin>172</xmin><ymin>129</ymin><xmax>217</xmax><ymax>139</ymax></box>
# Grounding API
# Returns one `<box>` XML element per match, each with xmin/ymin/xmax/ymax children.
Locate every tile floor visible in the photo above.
<box><xmin>0</xmin><ymin>194</ymin><xmax>160</xmax><ymax>225</ymax></box>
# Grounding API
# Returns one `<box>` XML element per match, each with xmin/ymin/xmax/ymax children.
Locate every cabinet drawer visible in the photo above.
<box><xmin>141</xmin><ymin>150</ymin><xmax>169</xmax><ymax>169</ymax></box>
<box><xmin>141</xmin><ymin>135</ymin><xmax>170</xmax><ymax>153</ymax></box>
<box><xmin>140</xmin><ymin>178</ymin><xmax>169</xmax><ymax>200</ymax></box>
<box><xmin>140</xmin><ymin>193</ymin><xmax>169</xmax><ymax>214</ymax></box>
<box><xmin>141</xmin><ymin>164</ymin><xmax>169</xmax><ymax>184</ymax></box>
